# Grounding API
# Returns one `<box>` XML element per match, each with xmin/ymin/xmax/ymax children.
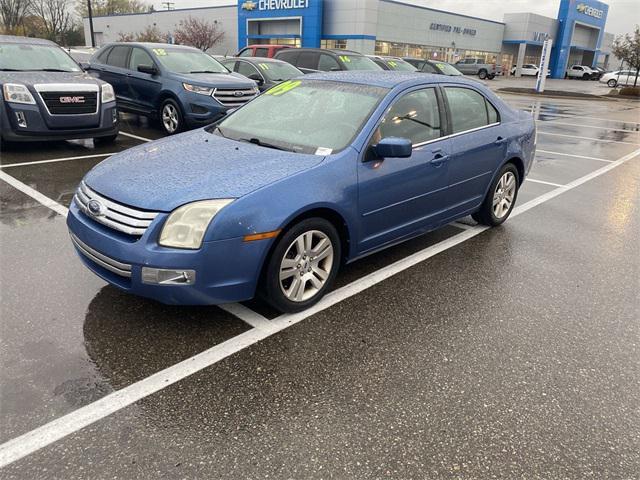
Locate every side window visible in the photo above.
<box><xmin>129</xmin><ymin>47</ymin><xmax>154</xmax><ymax>71</ymax></box>
<box><xmin>238</xmin><ymin>48</ymin><xmax>253</xmax><ymax>57</ymax></box>
<box><xmin>275</xmin><ymin>50</ymin><xmax>299</xmax><ymax>65</ymax></box>
<box><xmin>96</xmin><ymin>47</ymin><xmax>111</xmax><ymax>64</ymax></box>
<box><xmin>237</xmin><ymin>61</ymin><xmax>259</xmax><ymax>78</ymax></box>
<box><xmin>444</xmin><ymin>87</ymin><xmax>493</xmax><ymax>133</ymax></box>
<box><xmin>422</xmin><ymin>63</ymin><xmax>437</xmax><ymax>73</ymax></box>
<box><xmin>486</xmin><ymin>99</ymin><xmax>499</xmax><ymax>124</ymax></box>
<box><xmin>254</xmin><ymin>47</ymin><xmax>269</xmax><ymax>57</ymax></box>
<box><xmin>318</xmin><ymin>53</ymin><xmax>340</xmax><ymax>71</ymax></box>
<box><xmin>106</xmin><ymin>46</ymin><xmax>130</xmax><ymax>68</ymax></box>
<box><xmin>297</xmin><ymin>51</ymin><xmax>319</xmax><ymax>70</ymax></box>
<box><xmin>374</xmin><ymin>59</ymin><xmax>388</xmax><ymax>70</ymax></box>
<box><xmin>377</xmin><ymin>88</ymin><xmax>442</xmax><ymax>145</ymax></box>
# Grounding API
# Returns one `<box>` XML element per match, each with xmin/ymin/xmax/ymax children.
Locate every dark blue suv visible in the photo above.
<box><xmin>86</xmin><ymin>43</ymin><xmax>259</xmax><ymax>134</ymax></box>
<box><xmin>0</xmin><ymin>35</ymin><xmax>118</xmax><ymax>146</ymax></box>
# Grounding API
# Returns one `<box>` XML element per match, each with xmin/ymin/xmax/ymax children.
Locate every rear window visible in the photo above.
<box><xmin>444</xmin><ymin>87</ymin><xmax>499</xmax><ymax>134</ymax></box>
<box><xmin>106</xmin><ymin>46</ymin><xmax>129</xmax><ymax>68</ymax></box>
<box><xmin>254</xmin><ymin>47</ymin><xmax>269</xmax><ymax>57</ymax></box>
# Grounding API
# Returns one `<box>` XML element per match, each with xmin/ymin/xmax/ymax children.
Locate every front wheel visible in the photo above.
<box><xmin>488</xmin><ymin>74</ymin><xmax>496</xmax><ymax>80</ymax></box>
<box><xmin>160</xmin><ymin>99</ymin><xmax>183</xmax><ymax>135</ymax></box>
<box><xmin>262</xmin><ymin>218</ymin><xmax>341</xmax><ymax>313</ymax></box>
<box><xmin>478</xmin><ymin>69</ymin><xmax>488</xmax><ymax>80</ymax></box>
<box><xmin>607</xmin><ymin>79</ymin><xmax>617</xmax><ymax>87</ymax></box>
<box><xmin>472</xmin><ymin>164</ymin><xmax>520</xmax><ymax>227</ymax></box>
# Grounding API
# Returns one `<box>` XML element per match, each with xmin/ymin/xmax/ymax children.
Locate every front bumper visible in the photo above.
<box><xmin>66</xmin><ymin>200</ymin><xmax>272</xmax><ymax>305</ymax></box>
<box><xmin>1</xmin><ymin>101</ymin><xmax>119</xmax><ymax>142</ymax></box>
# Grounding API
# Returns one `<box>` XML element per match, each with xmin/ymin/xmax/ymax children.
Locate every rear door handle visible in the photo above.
<box><xmin>495</xmin><ymin>136</ymin><xmax>507</xmax><ymax>145</ymax></box>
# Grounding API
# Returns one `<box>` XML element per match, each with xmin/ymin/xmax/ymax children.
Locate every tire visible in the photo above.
<box><xmin>488</xmin><ymin>74</ymin><xmax>496</xmax><ymax>80</ymax></box>
<box><xmin>607</xmin><ymin>79</ymin><xmax>617</xmax><ymax>87</ymax></box>
<box><xmin>472</xmin><ymin>163</ymin><xmax>520</xmax><ymax>227</ymax></box>
<box><xmin>261</xmin><ymin>217</ymin><xmax>341</xmax><ymax>313</ymax></box>
<box><xmin>478</xmin><ymin>69</ymin><xmax>488</xmax><ymax>80</ymax></box>
<box><xmin>160</xmin><ymin>98</ymin><xmax>183</xmax><ymax>135</ymax></box>
<box><xmin>93</xmin><ymin>134</ymin><xmax>118</xmax><ymax>146</ymax></box>
<box><xmin>564</xmin><ymin>73</ymin><xmax>568</xmax><ymax>79</ymax></box>
<box><xmin>582</xmin><ymin>73</ymin><xmax>590</xmax><ymax>80</ymax></box>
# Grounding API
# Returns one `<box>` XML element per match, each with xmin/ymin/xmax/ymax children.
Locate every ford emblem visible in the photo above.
<box><xmin>87</xmin><ymin>199</ymin><xmax>106</xmax><ymax>217</ymax></box>
<box><xmin>233</xmin><ymin>91</ymin><xmax>245</xmax><ymax>97</ymax></box>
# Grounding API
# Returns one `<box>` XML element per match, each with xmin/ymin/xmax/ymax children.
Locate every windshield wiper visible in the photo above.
<box><xmin>0</xmin><ymin>68</ymin><xmax>21</xmax><ymax>71</ymax></box>
<box><xmin>29</xmin><ymin>68</ymin><xmax>74</xmax><ymax>72</ymax></box>
<box><xmin>238</xmin><ymin>137</ymin><xmax>293</xmax><ymax>152</ymax></box>
<box><xmin>189</xmin><ymin>70</ymin><xmax>220</xmax><ymax>74</ymax></box>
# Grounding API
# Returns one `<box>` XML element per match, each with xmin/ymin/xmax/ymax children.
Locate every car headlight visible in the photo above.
<box><xmin>183</xmin><ymin>83</ymin><xmax>214</xmax><ymax>96</ymax></box>
<box><xmin>159</xmin><ymin>199</ymin><xmax>234</xmax><ymax>249</ymax></box>
<box><xmin>3</xmin><ymin>83</ymin><xmax>36</xmax><ymax>104</ymax></box>
<box><xmin>101</xmin><ymin>83</ymin><xmax>115</xmax><ymax>103</ymax></box>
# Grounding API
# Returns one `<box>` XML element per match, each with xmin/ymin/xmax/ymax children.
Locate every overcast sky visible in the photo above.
<box><xmin>153</xmin><ymin>0</ymin><xmax>638</xmax><ymax>36</ymax></box>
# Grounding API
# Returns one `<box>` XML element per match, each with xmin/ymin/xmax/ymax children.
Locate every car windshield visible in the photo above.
<box><xmin>211</xmin><ymin>80</ymin><xmax>388</xmax><ymax>154</ymax></box>
<box><xmin>434</xmin><ymin>62</ymin><xmax>463</xmax><ymax>76</ymax></box>
<box><xmin>337</xmin><ymin>54</ymin><xmax>383</xmax><ymax>71</ymax></box>
<box><xmin>257</xmin><ymin>61</ymin><xmax>302</xmax><ymax>81</ymax></box>
<box><xmin>384</xmin><ymin>59</ymin><xmax>417</xmax><ymax>71</ymax></box>
<box><xmin>0</xmin><ymin>43</ymin><xmax>81</xmax><ymax>72</ymax></box>
<box><xmin>151</xmin><ymin>47</ymin><xmax>228</xmax><ymax>74</ymax></box>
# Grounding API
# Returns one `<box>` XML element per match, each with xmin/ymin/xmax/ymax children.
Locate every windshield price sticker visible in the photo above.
<box><xmin>265</xmin><ymin>80</ymin><xmax>301</xmax><ymax>96</ymax></box>
<box><xmin>258</xmin><ymin>63</ymin><xmax>270</xmax><ymax>71</ymax></box>
<box><xmin>152</xmin><ymin>48</ymin><xmax>167</xmax><ymax>56</ymax></box>
<box><xmin>388</xmin><ymin>61</ymin><xmax>397</xmax><ymax>68</ymax></box>
<box><xmin>339</xmin><ymin>55</ymin><xmax>351</xmax><ymax>63</ymax></box>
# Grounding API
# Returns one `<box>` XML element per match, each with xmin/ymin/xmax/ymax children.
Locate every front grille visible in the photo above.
<box><xmin>74</xmin><ymin>181</ymin><xmax>158</xmax><ymax>236</ymax></box>
<box><xmin>39</xmin><ymin>91</ymin><xmax>98</xmax><ymax>115</ymax></box>
<box><xmin>70</xmin><ymin>233</ymin><xmax>132</xmax><ymax>278</ymax></box>
<box><xmin>213</xmin><ymin>87</ymin><xmax>258</xmax><ymax>108</ymax></box>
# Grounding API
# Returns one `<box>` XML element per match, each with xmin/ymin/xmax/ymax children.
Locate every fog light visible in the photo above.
<box><xmin>141</xmin><ymin>267</ymin><xmax>196</xmax><ymax>285</ymax></box>
<box><xmin>15</xmin><ymin>111</ymin><xmax>27</xmax><ymax>128</ymax></box>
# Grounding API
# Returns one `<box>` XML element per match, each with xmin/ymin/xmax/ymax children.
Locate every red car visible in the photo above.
<box><xmin>236</xmin><ymin>45</ymin><xmax>293</xmax><ymax>58</ymax></box>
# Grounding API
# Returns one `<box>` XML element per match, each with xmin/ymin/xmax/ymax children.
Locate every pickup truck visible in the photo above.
<box><xmin>454</xmin><ymin>58</ymin><xmax>502</xmax><ymax>80</ymax></box>
<box><xmin>565</xmin><ymin>65</ymin><xmax>597</xmax><ymax>80</ymax></box>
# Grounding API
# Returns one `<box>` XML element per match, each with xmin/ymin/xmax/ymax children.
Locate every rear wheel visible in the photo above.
<box><xmin>607</xmin><ymin>79</ymin><xmax>617</xmax><ymax>87</ymax></box>
<box><xmin>478</xmin><ymin>69</ymin><xmax>488</xmax><ymax>80</ymax></box>
<box><xmin>160</xmin><ymin>99</ymin><xmax>183</xmax><ymax>135</ymax></box>
<box><xmin>262</xmin><ymin>218</ymin><xmax>341</xmax><ymax>313</ymax></box>
<box><xmin>472</xmin><ymin>163</ymin><xmax>520</xmax><ymax>227</ymax></box>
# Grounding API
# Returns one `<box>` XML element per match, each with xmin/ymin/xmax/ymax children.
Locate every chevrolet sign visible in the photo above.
<box><xmin>576</xmin><ymin>3</ymin><xmax>604</xmax><ymax>19</ymax></box>
<box><xmin>245</xmin><ymin>0</ymin><xmax>309</xmax><ymax>10</ymax></box>
<box><xmin>241</xmin><ymin>0</ymin><xmax>257</xmax><ymax>9</ymax></box>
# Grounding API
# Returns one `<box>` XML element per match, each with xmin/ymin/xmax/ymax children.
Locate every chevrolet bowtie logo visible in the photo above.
<box><xmin>241</xmin><ymin>1</ymin><xmax>257</xmax><ymax>10</ymax></box>
<box><xmin>577</xmin><ymin>3</ymin><xmax>587</xmax><ymax>12</ymax></box>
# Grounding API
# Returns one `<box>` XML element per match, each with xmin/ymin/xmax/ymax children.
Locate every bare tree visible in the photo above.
<box><xmin>30</xmin><ymin>0</ymin><xmax>72</xmax><ymax>42</ymax></box>
<box><xmin>76</xmin><ymin>0</ymin><xmax>149</xmax><ymax>17</ymax></box>
<box><xmin>135</xmin><ymin>25</ymin><xmax>163</xmax><ymax>42</ymax></box>
<box><xmin>174</xmin><ymin>16</ymin><xmax>224</xmax><ymax>51</ymax></box>
<box><xmin>0</xmin><ymin>0</ymin><xmax>31</xmax><ymax>33</ymax></box>
<box><xmin>612</xmin><ymin>25</ymin><xmax>640</xmax><ymax>88</ymax></box>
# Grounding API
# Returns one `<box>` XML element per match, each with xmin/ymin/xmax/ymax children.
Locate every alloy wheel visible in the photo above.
<box><xmin>162</xmin><ymin>103</ymin><xmax>179</xmax><ymax>133</ymax></box>
<box><xmin>279</xmin><ymin>230</ymin><xmax>334</xmax><ymax>302</ymax></box>
<box><xmin>492</xmin><ymin>171</ymin><xmax>516</xmax><ymax>219</ymax></box>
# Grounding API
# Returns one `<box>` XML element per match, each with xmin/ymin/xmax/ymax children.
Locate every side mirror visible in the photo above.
<box><xmin>374</xmin><ymin>137</ymin><xmax>412</xmax><ymax>159</ymax></box>
<box><xmin>137</xmin><ymin>64</ymin><xmax>158</xmax><ymax>75</ymax></box>
<box><xmin>248</xmin><ymin>73</ymin><xmax>264</xmax><ymax>85</ymax></box>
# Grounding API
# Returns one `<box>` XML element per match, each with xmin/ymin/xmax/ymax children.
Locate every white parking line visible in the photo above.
<box><xmin>526</xmin><ymin>178</ymin><xmax>564</xmax><ymax>188</ymax></box>
<box><xmin>119</xmin><ymin>131</ymin><xmax>153</xmax><ymax>142</ymax></box>
<box><xmin>535</xmin><ymin>119</ymin><xmax>640</xmax><ymax>134</ymax></box>
<box><xmin>536</xmin><ymin>149</ymin><xmax>613</xmax><ymax>163</ymax></box>
<box><xmin>1</xmin><ymin>146</ymin><xmax>638</xmax><ymax>468</ymax></box>
<box><xmin>0</xmin><ymin>152</ymin><xmax>115</xmax><ymax>169</ymax></box>
<box><xmin>530</xmin><ymin>111</ymin><xmax>640</xmax><ymax>126</ymax></box>
<box><xmin>537</xmin><ymin>131</ymin><xmax>640</xmax><ymax>145</ymax></box>
<box><xmin>0</xmin><ymin>171</ymin><xmax>69</xmax><ymax>217</ymax></box>
<box><xmin>218</xmin><ymin>303</ymin><xmax>274</xmax><ymax>332</ymax></box>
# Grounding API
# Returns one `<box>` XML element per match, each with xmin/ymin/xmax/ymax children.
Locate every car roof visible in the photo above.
<box><xmin>104</xmin><ymin>42</ymin><xmax>199</xmax><ymax>51</ymax></box>
<box><xmin>287</xmin><ymin>48</ymin><xmax>363</xmax><ymax>55</ymax></box>
<box><xmin>228</xmin><ymin>56</ymin><xmax>291</xmax><ymax>64</ymax></box>
<box><xmin>0</xmin><ymin>34</ymin><xmax>57</xmax><ymax>46</ymax></box>
<box><xmin>302</xmin><ymin>71</ymin><xmax>481</xmax><ymax>89</ymax></box>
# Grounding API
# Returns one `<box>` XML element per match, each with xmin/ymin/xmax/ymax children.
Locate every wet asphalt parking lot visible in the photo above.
<box><xmin>1</xmin><ymin>93</ymin><xmax>639</xmax><ymax>479</ymax></box>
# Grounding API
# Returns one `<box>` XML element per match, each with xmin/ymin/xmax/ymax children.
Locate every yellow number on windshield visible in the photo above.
<box><xmin>265</xmin><ymin>80</ymin><xmax>301</xmax><ymax>96</ymax></box>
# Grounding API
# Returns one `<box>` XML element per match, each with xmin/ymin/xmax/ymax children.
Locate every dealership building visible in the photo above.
<box><xmin>83</xmin><ymin>0</ymin><xmax>616</xmax><ymax>78</ymax></box>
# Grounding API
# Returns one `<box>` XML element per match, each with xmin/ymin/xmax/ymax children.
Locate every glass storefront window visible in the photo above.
<box><xmin>376</xmin><ymin>41</ymin><xmax>498</xmax><ymax>65</ymax></box>
<box><xmin>321</xmin><ymin>39</ymin><xmax>347</xmax><ymax>50</ymax></box>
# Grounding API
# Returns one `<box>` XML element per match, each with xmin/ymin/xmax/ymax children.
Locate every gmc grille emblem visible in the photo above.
<box><xmin>59</xmin><ymin>96</ymin><xmax>85</xmax><ymax>104</ymax></box>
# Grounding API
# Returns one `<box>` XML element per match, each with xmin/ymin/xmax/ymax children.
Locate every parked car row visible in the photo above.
<box><xmin>599</xmin><ymin>69</ymin><xmax>640</xmax><ymax>88</ymax></box>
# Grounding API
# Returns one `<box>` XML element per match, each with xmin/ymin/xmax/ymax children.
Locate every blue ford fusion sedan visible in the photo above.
<box><xmin>67</xmin><ymin>72</ymin><xmax>535</xmax><ymax>313</ymax></box>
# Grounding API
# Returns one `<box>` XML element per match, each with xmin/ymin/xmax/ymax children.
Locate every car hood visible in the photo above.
<box><xmin>84</xmin><ymin>129</ymin><xmax>324</xmax><ymax>212</ymax></box>
<box><xmin>0</xmin><ymin>70</ymin><xmax>106</xmax><ymax>87</ymax></box>
<box><xmin>170</xmin><ymin>71</ymin><xmax>256</xmax><ymax>88</ymax></box>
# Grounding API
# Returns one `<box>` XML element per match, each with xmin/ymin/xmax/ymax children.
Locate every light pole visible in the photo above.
<box><xmin>87</xmin><ymin>0</ymin><xmax>95</xmax><ymax>47</ymax></box>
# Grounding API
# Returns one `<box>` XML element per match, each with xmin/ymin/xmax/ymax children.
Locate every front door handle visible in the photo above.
<box><xmin>430</xmin><ymin>152</ymin><xmax>449</xmax><ymax>166</ymax></box>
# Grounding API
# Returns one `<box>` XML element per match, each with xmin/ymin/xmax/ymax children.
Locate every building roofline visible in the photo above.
<box><xmin>82</xmin><ymin>3</ymin><xmax>234</xmax><ymax>20</ymax></box>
